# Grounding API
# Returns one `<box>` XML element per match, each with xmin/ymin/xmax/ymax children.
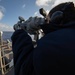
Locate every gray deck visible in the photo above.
<box><xmin>5</xmin><ymin>66</ymin><xmax>14</xmax><ymax>75</ymax></box>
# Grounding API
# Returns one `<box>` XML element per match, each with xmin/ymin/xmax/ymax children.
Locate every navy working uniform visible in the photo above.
<box><xmin>11</xmin><ymin>2</ymin><xmax>75</xmax><ymax>75</ymax></box>
<box><xmin>11</xmin><ymin>21</ymin><xmax>75</xmax><ymax>75</ymax></box>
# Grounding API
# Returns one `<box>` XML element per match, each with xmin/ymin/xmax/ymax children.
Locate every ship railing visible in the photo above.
<box><xmin>0</xmin><ymin>44</ymin><xmax>13</xmax><ymax>75</ymax></box>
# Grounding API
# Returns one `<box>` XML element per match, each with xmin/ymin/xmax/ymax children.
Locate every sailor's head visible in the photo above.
<box><xmin>48</xmin><ymin>2</ymin><xmax>75</xmax><ymax>24</ymax></box>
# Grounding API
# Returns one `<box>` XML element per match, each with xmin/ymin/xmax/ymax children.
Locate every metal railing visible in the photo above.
<box><xmin>0</xmin><ymin>43</ymin><xmax>13</xmax><ymax>75</ymax></box>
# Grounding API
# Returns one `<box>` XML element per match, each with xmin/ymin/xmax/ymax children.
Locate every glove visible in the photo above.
<box><xmin>13</xmin><ymin>16</ymin><xmax>45</xmax><ymax>34</ymax></box>
<box><xmin>13</xmin><ymin>23</ymin><xmax>21</xmax><ymax>30</ymax></box>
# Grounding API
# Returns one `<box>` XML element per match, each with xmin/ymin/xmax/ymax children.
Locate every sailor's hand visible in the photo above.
<box><xmin>13</xmin><ymin>23</ymin><xmax>22</xmax><ymax>30</ymax></box>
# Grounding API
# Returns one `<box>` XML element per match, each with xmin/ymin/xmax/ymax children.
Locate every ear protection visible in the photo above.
<box><xmin>50</xmin><ymin>2</ymin><xmax>74</xmax><ymax>24</ymax></box>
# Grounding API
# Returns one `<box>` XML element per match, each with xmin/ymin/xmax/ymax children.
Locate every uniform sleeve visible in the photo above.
<box><xmin>11</xmin><ymin>30</ymin><xmax>34</xmax><ymax>75</ymax></box>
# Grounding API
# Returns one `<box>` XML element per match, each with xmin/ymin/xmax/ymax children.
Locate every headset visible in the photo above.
<box><xmin>50</xmin><ymin>2</ymin><xmax>74</xmax><ymax>24</ymax></box>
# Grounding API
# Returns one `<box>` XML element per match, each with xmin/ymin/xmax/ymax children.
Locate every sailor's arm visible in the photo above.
<box><xmin>11</xmin><ymin>29</ymin><xmax>34</xmax><ymax>75</ymax></box>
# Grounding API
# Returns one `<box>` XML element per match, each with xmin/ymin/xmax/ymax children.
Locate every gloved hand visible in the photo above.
<box><xmin>13</xmin><ymin>23</ymin><xmax>22</xmax><ymax>30</ymax></box>
<box><xmin>13</xmin><ymin>16</ymin><xmax>45</xmax><ymax>34</ymax></box>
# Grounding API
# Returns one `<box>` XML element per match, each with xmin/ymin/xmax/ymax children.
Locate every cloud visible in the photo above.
<box><xmin>0</xmin><ymin>11</ymin><xmax>4</xmax><ymax>20</ymax></box>
<box><xmin>34</xmin><ymin>10</ymin><xmax>49</xmax><ymax>17</ymax></box>
<box><xmin>0</xmin><ymin>6</ymin><xmax>5</xmax><ymax>20</ymax></box>
<box><xmin>22</xmin><ymin>4</ymin><xmax>26</xmax><ymax>8</ymax></box>
<box><xmin>46</xmin><ymin>10</ymin><xmax>49</xmax><ymax>14</ymax></box>
<box><xmin>34</xmin><ymin>11</ymin><xmax>44</xmax><ymax>17</ymax></box>
<box><xmin>52</xmin><ymin>0</ymin><xmax>75</xmax><ymax>7</ymax></box>
<box><xmin>34</xmin><ymin>11</ymin><xmax>38</xmax><ymax>16</ymax></box>
<box><xmin>36</xmin><ymin>0</ymin><xmax>51</xmax><ymax>6</ymax></box>
<box><xmin>36</xmin><ymin>0</ymin><xmax>75</xmax><ymax>10</ymax></box>
<box><xmin>0</xmin><ymin>5</ymin><xmax>14</xmax><ymax>31</ymax></box>
<box><xmin>0</xmin><ymin>6</ymin><xmax>5</xmax><ymax>12</ymax></box>
<box><xmin>0</xmin><ymin>23</ymin><xmax>14</xmax><ymax>31</ymax></box>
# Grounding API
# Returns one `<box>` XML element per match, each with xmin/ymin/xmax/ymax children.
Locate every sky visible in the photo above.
<box><xmin>0</xmin><ymin>0</ymin><xmax>75</xmax><ymax>31</ymax></box>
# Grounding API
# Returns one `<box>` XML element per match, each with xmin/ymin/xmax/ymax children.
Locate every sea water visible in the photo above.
<box><xmin>2</xmin><ymin>31</ymin><xmax>14</xmax><ymax>41</ymax></box>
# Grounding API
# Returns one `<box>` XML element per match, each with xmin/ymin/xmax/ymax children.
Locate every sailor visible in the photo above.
<box><xmin>12</xmin><ymin>2</ymin><xmax>75</xmax><ymax>75</ymax></box>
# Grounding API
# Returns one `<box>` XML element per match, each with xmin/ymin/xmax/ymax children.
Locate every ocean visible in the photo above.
<box><xmin>2</xmin><ymin>31</ymin><xmax>43</xmax><ymax>42</ymax></box>
<box><xmin>2</xmin><ymin>31</ymin><xmax>14</xmax><ymax>41</ymax></box>
<box><xmin>2</xmin><ymin>31</ymin><xmax>33</xmax><ymax>42</ymax></box>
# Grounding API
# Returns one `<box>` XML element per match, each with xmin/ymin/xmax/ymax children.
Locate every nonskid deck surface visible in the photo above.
<box><xmin>5</xmin><ymin>66</ymin><xmax>14</xmax><ymax>75</ymax></box>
